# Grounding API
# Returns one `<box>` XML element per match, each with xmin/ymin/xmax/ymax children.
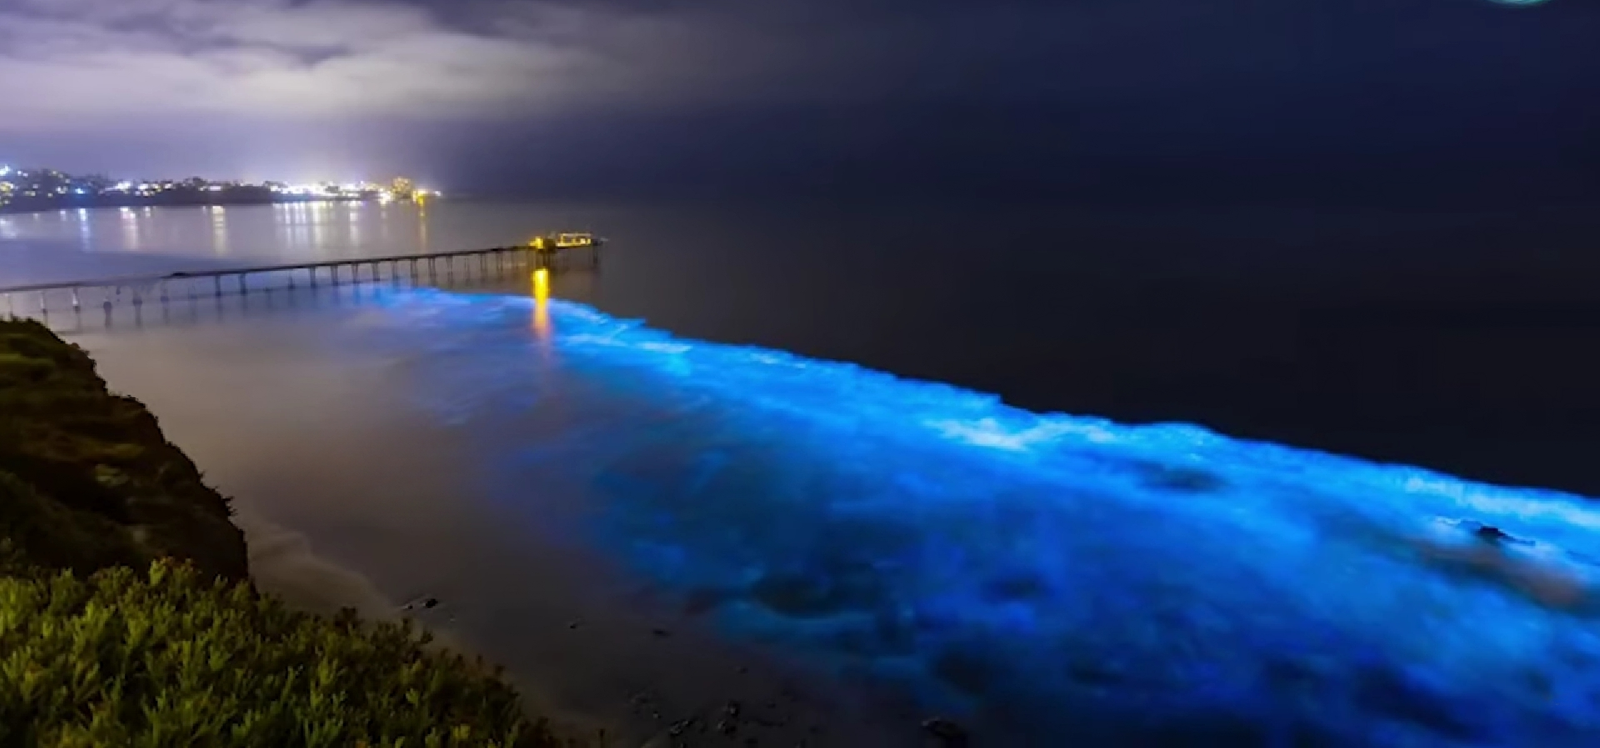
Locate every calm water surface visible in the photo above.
<box><xmin>5</xmin><ymin>199</ymin><xmax>1597</xmax><ymax>493</ymax></box>
<box><xmin>6</xmin><ymin>201</ymin><xmax>1600</xmax><ymax>745</ymax></box>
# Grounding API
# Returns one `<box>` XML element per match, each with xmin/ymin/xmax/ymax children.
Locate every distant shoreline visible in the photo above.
<box><xmin>0</xmin><ymin>191</ymin><xmax>423</xmax><ymax>216</ymax></box>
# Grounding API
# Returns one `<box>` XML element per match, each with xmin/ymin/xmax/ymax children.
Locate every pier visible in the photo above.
<box><xmin>0</xmin><ymin>241</ymin><xmax>600</xmax><ymax>326</ymax></box>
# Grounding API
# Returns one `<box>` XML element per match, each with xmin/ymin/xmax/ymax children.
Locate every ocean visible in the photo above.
<box><xmin>4</xmin><ymin>199</ymin><xmax>1599</xmax><ymax>745</ymax></box>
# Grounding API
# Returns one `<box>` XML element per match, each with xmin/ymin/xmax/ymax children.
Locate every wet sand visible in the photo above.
<box><xmin>240</xmin><ymin>511</ymin><xmax>910</xmax><ymax>746</ymax></box>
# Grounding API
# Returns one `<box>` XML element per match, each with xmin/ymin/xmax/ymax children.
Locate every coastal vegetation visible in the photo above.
<box><xmin>0</xmin><ymin>318</ymin><xmax>564</xmax><ymax>746</ymax></box>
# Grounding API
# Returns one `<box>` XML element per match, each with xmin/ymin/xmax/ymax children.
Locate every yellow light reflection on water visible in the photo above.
<box><xmin>532</xmin><ymin>268</ymin><xmax>551</xmax><ymax>339</ymax></box>
<box><xmin>417</xmin><ymin>202</ymin><xmax>430</xmax><ymax>253</ymax></box>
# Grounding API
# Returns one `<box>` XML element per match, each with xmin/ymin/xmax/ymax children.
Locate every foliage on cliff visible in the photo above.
<box><xmin>0</xmin><ymin>561</ymin><xmax>562</xmax><ymax>747</ymax></box>
<box><xmin>0</xmin><ymin>319</ymin><xmax>573</xmax><ymax>747</ymax></box>
<box><xmin>0</xmin><ymin>319</ymin><xmax>246</xmax><ymax>580</ymax></box>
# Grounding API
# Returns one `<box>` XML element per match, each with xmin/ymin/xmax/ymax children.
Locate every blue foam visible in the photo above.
<box><xmin>366</xmin><ymin>287</ymin><xmax>1600</xmax><ymax>745</ymax></box>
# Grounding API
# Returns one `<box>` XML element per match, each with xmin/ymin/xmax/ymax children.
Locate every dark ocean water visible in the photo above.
<box><xmin>11</xmin><ymin>199</ymin><xmax>1592</xmax><ymax>493</ymax></box>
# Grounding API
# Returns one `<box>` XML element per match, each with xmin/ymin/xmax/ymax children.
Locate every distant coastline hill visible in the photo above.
<box><xmin>0</xmin><ymin>167</ymin><xmax>435</xmax><ymax>214</ymax></box>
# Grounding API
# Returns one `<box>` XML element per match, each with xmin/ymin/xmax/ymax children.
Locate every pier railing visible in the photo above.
<box><xmin>0</xmin><ymin>243</ymin><xmax>598</xmax><ymax>321</ymax></box>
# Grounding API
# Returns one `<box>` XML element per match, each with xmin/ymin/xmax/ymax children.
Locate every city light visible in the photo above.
<box><xmin>0</xmin><ymin>166</ymin><xmax>437</xmax><ymax>210</ymax></box>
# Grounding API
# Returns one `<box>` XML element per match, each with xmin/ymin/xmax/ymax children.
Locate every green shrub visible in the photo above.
<box><xmin>0</xmin><ymin>561</ymin><xmax>566</xmax><ymax>748</ymax></box>
<box><xmin>0</xmin><ymin>470</ymin><xmax>149</xmax><ymax>576</ymax></box>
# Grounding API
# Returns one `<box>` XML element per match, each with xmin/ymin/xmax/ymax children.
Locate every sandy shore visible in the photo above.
<box><xmin>239</xmin><ymin>509</ymin><xmax>929</xmax><ymax>747</ymax></box>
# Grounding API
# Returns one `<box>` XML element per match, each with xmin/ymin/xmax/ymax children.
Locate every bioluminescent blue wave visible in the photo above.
<box><xmin>366</xmin><ymin>288</ymin><xmax>1600</xmax><ymax>746</ymax></box>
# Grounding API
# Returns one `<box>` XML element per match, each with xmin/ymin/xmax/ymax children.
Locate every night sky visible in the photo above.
<box><xmin>1</xmin><ymin>0</ymin><xmax>1595</xmax><ymax>205</ymax></box>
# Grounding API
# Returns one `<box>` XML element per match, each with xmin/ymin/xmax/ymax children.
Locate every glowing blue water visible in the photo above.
<box><xmin>370</xmin><ymin>288</ymin><xmax>1600</xmax><ymax>746</ymax></box>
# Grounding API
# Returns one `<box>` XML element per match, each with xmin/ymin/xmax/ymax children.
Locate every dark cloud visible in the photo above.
<box><xmin>0</xmin><ymin>0</ymin><xmax>1595</xmax><ymax>202</ymax></box>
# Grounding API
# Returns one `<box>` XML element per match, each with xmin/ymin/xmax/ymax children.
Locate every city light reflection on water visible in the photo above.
<box><xmin>1</xmin><ymin>201</ymin><xmax>449</xmax><ymax>271</ymax></box>
<box><xmin>210</xmin><ymin>206</ymin><xmax>228</xmax><ymax>255</ymax></box>
<box><xmin>118</xmin><ymin>207</ymin><xmax>138</xmax><ymax>250</ymax></box>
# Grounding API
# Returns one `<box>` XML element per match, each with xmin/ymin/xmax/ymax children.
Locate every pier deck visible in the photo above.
<box><xmin>0</xmin><ymin>242</ymin><xmax>599</xmax><ymax>322</ymax></box>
